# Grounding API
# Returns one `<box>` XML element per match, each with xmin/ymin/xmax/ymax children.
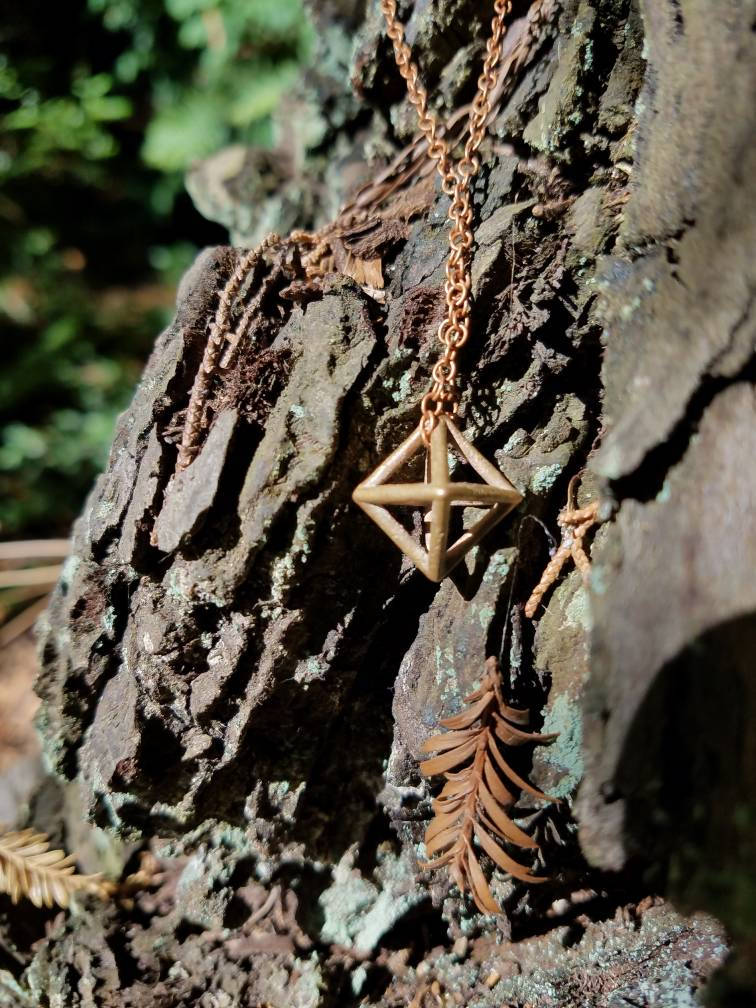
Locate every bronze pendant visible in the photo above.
<box><xmin>353</xmin><ymin>416</ymin><xmax>522</xmax><ymax>581</ymax></box>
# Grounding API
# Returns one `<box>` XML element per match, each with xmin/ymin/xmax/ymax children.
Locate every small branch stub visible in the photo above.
<box><xmin>525</xmin><ymin>475</ymin><xmax>601</xmax><ymax>618</ymax></box>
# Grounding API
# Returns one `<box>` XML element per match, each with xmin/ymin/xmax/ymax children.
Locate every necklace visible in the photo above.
<box><xmin>352</xmin><ymin>0</ymin><xmax>523</xmax><ymax>582</ymax></box>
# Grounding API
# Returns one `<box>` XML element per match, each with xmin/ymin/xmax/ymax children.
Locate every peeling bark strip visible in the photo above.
<box><xmin>21</xmin><ymin>0</ymin><xmax>756</xmax><ymax>1004</ymax></box>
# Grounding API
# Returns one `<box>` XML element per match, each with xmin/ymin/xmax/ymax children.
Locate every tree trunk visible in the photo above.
<box><xmin>6</xmin><ymin>0</ymin><xmax>755</xmax><ymax>1005</ymax></box>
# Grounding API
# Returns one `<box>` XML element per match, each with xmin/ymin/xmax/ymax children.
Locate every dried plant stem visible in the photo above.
<box><xmin>0</xmin><ymin>583</ymin><xmax>52</xmax><ymax>609</ymax></box>
<box><xmin>176</xmin><ymin>233</ymin><xmax>282</xmax><ymax>472</ymax></box>
<box><xmin>525</xmin><ymin>477</ymin><xmax>601</xmax><ymax>618</ymax></box>
<box><xmin>0</xmin><ymin>565</ymin><xmax>61</xmax><ymax>589</ymax></box>
<box><xmin>0</xmin><ymin>595</ymin><xmax>50</xmax><ymax>648</ymax></box>
<box><xmin>0</xmin><ymin>540</ymin><xmax>70</xmax><ymax>563</ymax></box>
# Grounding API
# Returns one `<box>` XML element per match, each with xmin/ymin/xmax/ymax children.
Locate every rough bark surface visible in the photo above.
<box><xmin>3</xmin><ymin>1</ymin><xmax>755</xmax><ymax>1005</ymax></box>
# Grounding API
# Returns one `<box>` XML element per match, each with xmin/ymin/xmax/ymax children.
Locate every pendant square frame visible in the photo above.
<box><xmin>353</xmin><ymin>416</ymin><xmax>523</xmax><ymax>581</ymax></box>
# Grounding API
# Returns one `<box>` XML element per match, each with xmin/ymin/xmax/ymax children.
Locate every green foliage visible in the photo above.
<box><xmin>1</xmin><ymin>63</ymin><xmax>132</xmax><ymax>179</ymax></box>
<box><xmin>0</xmin><ymin>219</ymin><xmax>173</xmax><ymax>534</ymax></box>
<box><xmin>89</xmin><ymin>0</ymin><xmax>311</xmax><ymax>173</ymax></box>
<box><xmin>0</xmin><ymin>0</ymin><xmax>311</xmax><ymax>537</ymax></box>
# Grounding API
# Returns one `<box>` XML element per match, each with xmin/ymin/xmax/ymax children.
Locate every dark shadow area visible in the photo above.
<box><xmin>288</xmin><ymin>574</ymin><xmax>437</xmax><ymax>863</ymax></box>
<box><xmin>617</xmin><ymin>614</ymin><xmax>756</xmax><ymax>1002</ymax></box>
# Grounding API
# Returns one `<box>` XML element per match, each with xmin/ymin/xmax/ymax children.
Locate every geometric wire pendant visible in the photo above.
<box><xmin>353</xmin><ymin>416</ymin><xmax>523</xmax><ymax>582</ymax></box>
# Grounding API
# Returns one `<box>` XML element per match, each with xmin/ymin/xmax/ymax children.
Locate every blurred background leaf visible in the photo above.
<box><xmin>0</xmin><ymin>0</ymin><xmax>311</xmax><ymax>538</ymax></box>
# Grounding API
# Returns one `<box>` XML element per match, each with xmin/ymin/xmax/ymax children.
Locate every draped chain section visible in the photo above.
<box><xmin>380</xmin><ymin>0</ymin><xmax>514</xmax><ymax>442</ymax></box>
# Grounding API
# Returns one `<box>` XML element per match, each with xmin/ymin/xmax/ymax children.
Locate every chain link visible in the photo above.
<box><xmin>380</xmin><ymin>0</ymin><xmax>513</xmax><ymax>441</ymax></box>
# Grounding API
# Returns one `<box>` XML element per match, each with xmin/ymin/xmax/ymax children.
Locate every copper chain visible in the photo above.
<box><xmin>380</xmin><ymin>0</ymin><xmax>513</xmax><ymax>441</ymax></box>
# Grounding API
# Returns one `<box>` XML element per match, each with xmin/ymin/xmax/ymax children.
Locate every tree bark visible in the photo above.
<box><xmin>5</xmin><ymin>0</ymin><xmax>755</xmax><ymax>1005</ymax></box>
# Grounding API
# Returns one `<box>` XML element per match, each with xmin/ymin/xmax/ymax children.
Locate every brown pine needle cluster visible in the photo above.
<box><xmin>525</xmin><ymin>476</ymin><xmax>600</xmax><ymax>619</ymax></box>
<box><xmin>419</xmin><ymin>657</ymin><xmax>557</xmax><ymax>914</ymax></box>
<box><xmin>0</xmin><ymin>828</ymin><xmax>111</xmax><ymax>909</ymax></box>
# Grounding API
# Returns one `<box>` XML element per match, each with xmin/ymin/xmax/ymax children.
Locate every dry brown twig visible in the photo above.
<box><xmin>173</xmin><ymin>225</ymin><xmax>348</xmax><ymax>474</ymax></box>
<box><xmin>115</xmin><ymin>848</ymin><xmax>166</xmax><ymax>911</ymax></box>
<box><xmin>175</xmin><ymin>232</ymin><xmax>285</xmax><ymax>472</ymax></box>
<box><xmin>524</xmin><ymin>475</ymin><xmax>601</xmax><ymax>619</ymax></box>
<box><xmin>0</xmin><ymin>828</ymin><xmax>112</xmax><ymax>909</ymax></box>
<box><xmin>0</xmin><ymin>539</ymin><xmax>70</xmax><ymax>648</ymax></box>
<box><xmin>419</xmin><ymin>657</ymin><xmax>557</xmax><ymax>914</ymax></box>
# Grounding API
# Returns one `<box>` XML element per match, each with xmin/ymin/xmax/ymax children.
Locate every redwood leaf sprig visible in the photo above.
<box><xmin>0</xmin><ymin>828</ymin><xmax>111</xmax><ymax>909</ymax></box>
<box><xmin>419</xmin><ymin>657</ymin><xmax>557</xmax><ymax>914</ymax></box>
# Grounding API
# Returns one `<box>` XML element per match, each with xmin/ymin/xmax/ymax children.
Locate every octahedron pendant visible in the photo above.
<box><xmin>352</xmin><ymin>416</ymin><xmax>523</xmax><ymax>581</ymax></box>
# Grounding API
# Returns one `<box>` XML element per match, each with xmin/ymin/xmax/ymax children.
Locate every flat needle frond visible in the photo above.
<box><xmin>0</xmin><ymin>828</ymin><xmax>111</xmax><ymax>909</ymax></box>
<box><xmin>419</xmin><ymin>657</ymin><xmax>557</xmax><ymax>913</ymax></box>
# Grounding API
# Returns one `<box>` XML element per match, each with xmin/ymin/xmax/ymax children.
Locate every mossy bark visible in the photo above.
<box><xmin>4</xmin><ymin>1</ymin><xmax>755</xmax><ymax>1005</ymax></box>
